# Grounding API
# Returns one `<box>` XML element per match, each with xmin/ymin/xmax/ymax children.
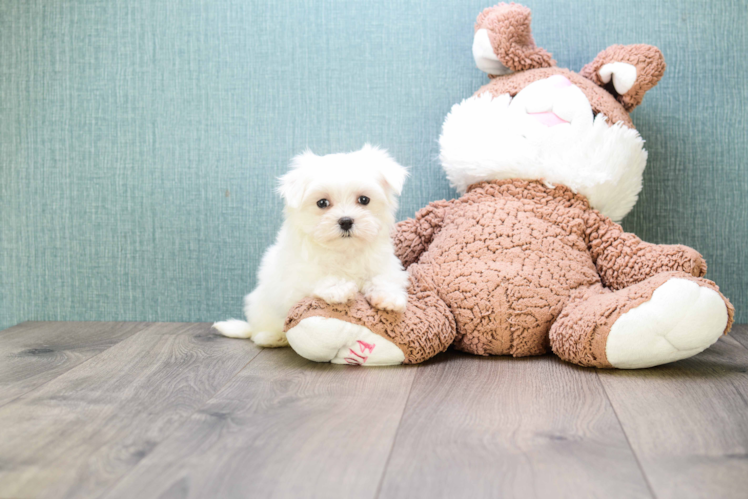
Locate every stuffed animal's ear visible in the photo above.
<box><xmin>580</xmin><ymin>44</ymin><xmax>666</xmax><ymax>111</ymax></box>
<box><xmin>473</xmin><ymin>3</ymin><xmax>554</xmax><ymax>76</ymax></box>
<box><xmin>277</xmin><ymin>150</ymin><xmax>316</xmax><ymax>208</ymax></box>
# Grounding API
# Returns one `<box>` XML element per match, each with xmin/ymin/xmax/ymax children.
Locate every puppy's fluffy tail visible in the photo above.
<box><xmin>212</xmin><ymin>319</ymin><xmax>253</xmax><ymax>339</ymax></box>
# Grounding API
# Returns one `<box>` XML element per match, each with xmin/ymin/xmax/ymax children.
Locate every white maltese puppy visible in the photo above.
<box><xmin>213</xmin><ymin>144</ymin><xmax>410</xmax><ymax>347</ymax></box>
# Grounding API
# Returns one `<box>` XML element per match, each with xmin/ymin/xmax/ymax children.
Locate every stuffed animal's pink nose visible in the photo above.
<box><xmin>528</xmin><ymin>111</ymin><xmax>568</xmax><ymax>127</ymax></box>
<box><xmin>547</xmin><ymin>74</ymin><xmax>573</xmax><ymax>88</ymax></box>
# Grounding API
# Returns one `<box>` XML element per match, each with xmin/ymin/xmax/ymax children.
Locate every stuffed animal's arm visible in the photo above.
<box><xmin>393</xmin><ymin>200</ymin><xmax>454</xmax><ymax>269</ymax></box>
<box><xmin>586</xmin><ymin>212</ymin><xmax>706</xmax><ymax>290</ymax></box>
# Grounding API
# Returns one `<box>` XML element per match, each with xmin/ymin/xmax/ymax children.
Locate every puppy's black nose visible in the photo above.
<box><xmin>338</xmin><ymin>217</ymin><xmax>354</xmax><ymax>231</ymax></box>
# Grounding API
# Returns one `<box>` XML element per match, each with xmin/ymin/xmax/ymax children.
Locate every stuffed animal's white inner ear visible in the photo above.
<box><xmin>598</xmin><ymin>62</ymin><xmax>637</xmax><ymax>95</ymax></box>
<box><xmin>472</xmin><ymin>29</ymin><xmax>512</xmax><ymax>76</ymax></box>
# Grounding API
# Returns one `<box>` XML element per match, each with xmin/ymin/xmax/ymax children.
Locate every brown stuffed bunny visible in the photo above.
<box><xmin>283</xmin><ymin>3</ymin><xmax>734</xmax><ymax>369</ymax></box>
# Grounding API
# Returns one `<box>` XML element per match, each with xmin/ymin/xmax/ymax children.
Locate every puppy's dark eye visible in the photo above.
<box><xmin>357</xmin><ymin>196</ymin><xmax>370</xmax><ymax>206</ymax></box>
<box><xmin>316</xmin><ymin>199</ymin><xmax>330</xmax><ymax>209</ymax></box>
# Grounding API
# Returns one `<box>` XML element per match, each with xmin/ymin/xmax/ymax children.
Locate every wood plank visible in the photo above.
<box><xmin>0</xmin><ymin>321</ymin><xmax>149</xmax><ymax>407</ymax></box>
<box><xmin>0</xmin><ymin>322</ymin><xmax>259</xmax><ymax>498</ymax></box>
<box><xmin>730</xmin><ymin>324</ymin><xmax>748</xmax><ymax>350</ymax></box>
<box><xmin>598</xmin><ymin>335</ymin><xmax>748</xmax><ymax>498</ymax></box>
<box><xmin>106</xmin><ymin>348</ymin><xmax>418</xmax><ymax>498</ymax></box>
<box><xmin>378</xmin><ymin>351</ymin><xmax>651</xmax><ymax>499</ymax></box>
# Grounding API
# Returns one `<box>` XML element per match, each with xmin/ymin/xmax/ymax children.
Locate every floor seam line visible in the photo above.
<box><xmin>194</xmin><ymin>347</ymin><xmax>266</xmax><ymax>407</ymax></box>
<box><xmin>0</xmin><ymin>322</ymin><xmax>153</xmax><ymax>411</ymax></box>
<box><xmin>726</xmin><ymin>330</ymin><xmax>748</xmax><ymax>352</ymax></box>
<box><xmin>596</xmin><ymin>370</ymin><xmax>658</xmax><ymax>499</ymax></box>
<box><xmin>374</xmin><ymin>365</ymin><xmax>419</xmax><ymax>499</ymax></box>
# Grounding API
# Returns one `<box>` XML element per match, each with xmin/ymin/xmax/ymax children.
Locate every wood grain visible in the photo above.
<box><xmin>377</xmin><ymin>351</ymin><xmax>651</xmax><ymax>499</ymax></box>
<box><xmin>1</xmin><ymin>322</ymin><xmax>746</xmax><ymax>498</ymax></box>
<box><xmin>106</xmin><ymin>347</ymin><xmax>418</xmax><ymax>498</ymax></box>
<box><xmin>0</xmin><ymin>322</ymin><xmax>260</xmax><ymax>498</ymax></box>
<box><xmin>0</xmin><ymin>321</ymin><xmax>149</xmax><ymax>407</ymax></box>
<box><xmin>730</xmin><ymin>324</ymin><xmax>748</xmax><ymax>350</ymax></box>
<box><xmin>598</xmin><ymin>335</ymin><xmax>748</xmax><ymax>498</ymax></box>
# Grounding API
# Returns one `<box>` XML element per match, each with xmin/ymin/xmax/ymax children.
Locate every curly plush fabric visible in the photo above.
<box><xmin>586</xmin><ymin>216</ymin><xmax>706</xmax><ymax>289</ymax></box>
<box><xmin>286</xmin><ymin>179</ymin><xmax>735</xmax><ymax>366</ymax></box>
<box><xmin>474</xmin><ymin>3</ymin><xmax>555</xmax><ymax>73</ymax></box>
<box><xmin>580</xmin><ymin>44</ymin><xmax>666</xmax><ymax>111</ymax></box>
<box><xmin>285</xmin><ymin>265</ymin><xmax>456</xmax><ymax>364</ymax></box>
<box><xmin>392</xmin><ymin>200</ymin><xmax>452</xmax><ymax>269</ymax></box>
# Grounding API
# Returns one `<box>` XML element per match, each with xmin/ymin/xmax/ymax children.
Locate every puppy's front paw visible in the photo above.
<box><xmin>313</xmin><ymin>278</ymin><xmax>358</xmax><ymax>305</ymax></box>
<box><xmin>365</xmin><ymin>288</ymin><xmax>408</xmax><ymax>313</ymax></box>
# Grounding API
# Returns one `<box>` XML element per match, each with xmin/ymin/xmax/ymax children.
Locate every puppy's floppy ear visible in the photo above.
<box><xmin>580</xmin><ymin>44</ymin><xmax>665</xmax><ymax>111</ymax></box>
<box><xmin>277</xmin><ymin>150</ymin><xmax>316</xmax><ymax>208</ymax></box>
<box><xmin>361</xmin><ymin>144</ymin><xmax>409</xmax><ymax>197</ymax></box>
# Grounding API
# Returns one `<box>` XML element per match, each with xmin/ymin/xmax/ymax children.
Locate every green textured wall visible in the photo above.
<box><xmin>1</xmin><ymin>0</ymin><xmax>746</xmax><ymax>330</ymax></box>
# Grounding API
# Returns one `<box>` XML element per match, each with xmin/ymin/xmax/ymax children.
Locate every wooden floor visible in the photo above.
<box><xmin>0</xmin><ymin>322</ymin><xmax>746</xmax><ymax>498</ymax></box>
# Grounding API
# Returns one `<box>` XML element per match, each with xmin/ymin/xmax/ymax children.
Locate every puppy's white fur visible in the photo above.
<box><xmin>213</xmin><ymin>144</ymin><xmax>410</xmax><ymax>347</ymax></box>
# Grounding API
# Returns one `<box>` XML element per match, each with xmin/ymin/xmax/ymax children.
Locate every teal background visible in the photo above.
<box><xmin>1</xmin><ymin>0</ymin><xmax>746</xmax><ymax>330</ymax></box>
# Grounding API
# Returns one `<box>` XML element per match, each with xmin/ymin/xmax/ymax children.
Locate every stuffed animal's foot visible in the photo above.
<box><xmin>286</xmin><ymin>267</ymin><xmax>458</xmax><ymax>365</ymax></box>
<box><xmin>605</xmin><ymin>278</ymin><xmax>729</xmax><ymax>369</ymax></box>
<box><xmin>286</xmin><ymin>316</ymin><xmax>405</xmax><ymax>366</ymax></box>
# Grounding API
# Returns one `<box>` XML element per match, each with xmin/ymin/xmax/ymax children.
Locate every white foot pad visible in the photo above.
<box><xmin>606</xmin><ymin>278</ymin><xmax>728</xmax><ymax>369</ymax></box>
<box><xmin>286</xmin><ymin>317</ymin><xmax>405</xmax><ymax>366</ymax></box>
